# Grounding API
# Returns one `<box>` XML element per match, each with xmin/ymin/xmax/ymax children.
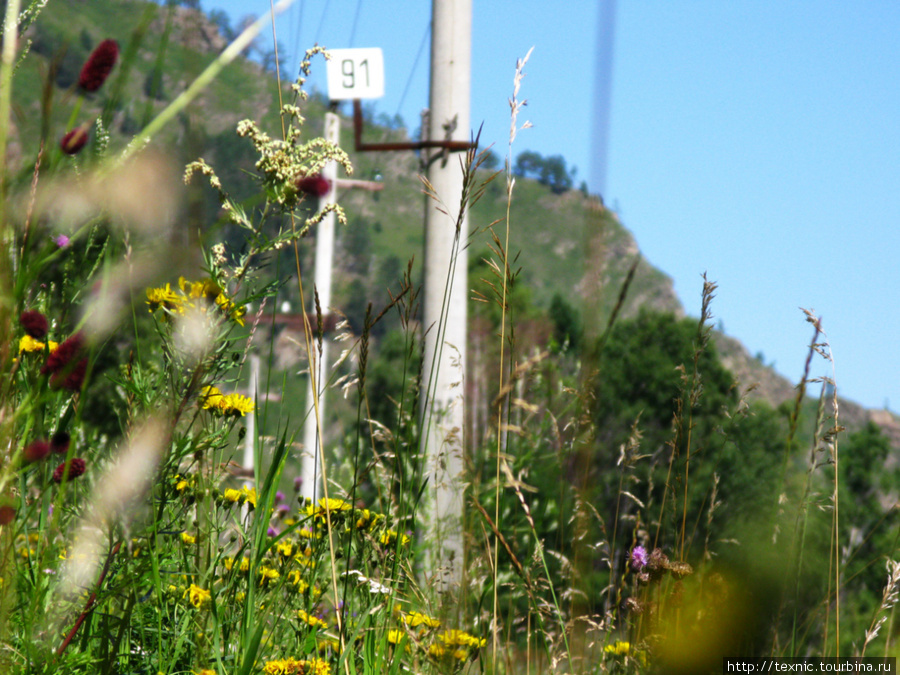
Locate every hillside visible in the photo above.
<box><xmin>18</xmin><ymin>0</ymin><xmax>899</xmax><ymax>444</ymax></box>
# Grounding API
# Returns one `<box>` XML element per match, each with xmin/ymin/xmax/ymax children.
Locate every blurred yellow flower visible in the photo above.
<box><xmin>403</xmin><ymin>611</ymin><xmax>440</xmax><ymax>629</ymax></box>
<box><xmin>184</xmin><ymin>583</ymin><xmax>210</xmax><ymax>609</ymax></box>
<box><xmin>18</xmin><ymin>335</ymin><xmax>58</xmax><ymax>354</ymax></box>
<box><xmin>604</xmin><ymin>640</ymin><xmax>630</xmax><ymax>656</ymax></box>
<box><xmin>298</xmin><ymin>609</ymin><xmax>328</xmax><ymax>630</ymax></box>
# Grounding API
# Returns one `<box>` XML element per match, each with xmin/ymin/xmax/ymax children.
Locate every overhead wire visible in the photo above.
<box><xmin>396</xmin><ymin>20</ymin><xmax>431</xmax><ymax>120</ymax></box>
<box><xmin>348</xmin><ymin>0</ymin><xmax>363</xmax><ymax>47</ymax></box>
<box><xmin>313</xmin><ymin>0</ymin><xmax>329</xmax><ymax>46</ymax></box>
<box><xmin>291</xmin><ymin>0</ymin><xmax>305</xmax><ymax>75</ymax></box>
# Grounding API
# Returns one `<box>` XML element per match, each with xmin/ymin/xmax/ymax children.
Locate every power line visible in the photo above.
<box><xmin>313</xmin><ymin>0</ymin><xmax>329</xmax><ymax>46</ymax></box>
<box><xmin>396</xmin><ymin>20</ymin><xmax>431</xmax><ymax>118</ymax></box>
<box><xmin>348</xmin><ymin>0</ymin><xmax>363</xmax><ymax>47</ymax></box>
<box><xmin>291</xmin><ymin>0</ymin><xmax>305</xmax><ymax>74</ymax></box>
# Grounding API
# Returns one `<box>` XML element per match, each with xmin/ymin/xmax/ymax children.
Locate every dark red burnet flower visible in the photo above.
<box><xmin>24</xmin><ymin>439</ymin><xmax>51</xmax><ymax>463</ymax></box>
<box><xmin>78</xmin><ymin>39</ymin><xmax>119</xmax><ymax>93</ymax></box>
<box><xmin>296</xmin><ymin>175</ymin><xmax>331</xmax><ymax>198</ymax></box>
<box><xmin>40</xmin><ymin>332</ymin><xmax>87</xmax><ymax>391</ymax></box>
<box><xmin>53</xmin><ymin>457</ymin><xmax>86</xmax><ymax>484</ymax></box>
<box><xmin>0</xmin><ymin>505</ymin><xmax>15</xmax><ymax>525</ymax></box>
<box><xmin>60</xmin><ymin>125</ymin><xmax>89</xmax><ymax>155</ymax></box>
<box><xmin>50</xmin><ymin>431</ymin><xmax>71</xmax><ymax>455</ymax></box>
<box><xmin>19</xmin><ymin>310</ymin><xmax>48</xmax><ymax>339</ymax></box>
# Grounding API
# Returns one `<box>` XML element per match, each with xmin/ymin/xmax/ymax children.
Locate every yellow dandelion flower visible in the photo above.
<box><xmin>240</xmin><ymin>485</ymin><xmax>257</xmax><ymax>508</ymax></box>
<box><xmin>18</xmin><ymin>335</ymin><xmax>58</xmax><ymax>354</ymax></box>
<box><xmin>439</xmin><ymin>629</ymin><xmax>486</xmax><ymax>649</ymax></box>
<box><xmin>604</xmin><ymin>640</ymin><xmax>630</xmax><ymax>656</ymax></box>
<box><xmin>222</xmin><ymin>487</ymin><xmax>242</xmax><ymax>503</ymax></box>
<box><xmin>184</xmin><ymin>583</ymin><xmax>211</xmax><ymax>609</ymax></box>
<box><xmin>403</xmin><ymin>611</ymin><xmax>441</xmax><ymax>629</ymax></box>
<box><xmin>297</xmin><ymin>609</ymin><xmax>328</xmax><ymax>630</ymax></box>
<box><xmin>259</xmin><ymin>566</ymin><xmax>280</xmax><ymax>586</ymax></box>
<box><xmin>263</xmin><ymin>658</ymin><xmax>331</xmax><ymax>675</ymax></box>
<box><xmin>180</xmin><ymin>532</ymin><xmax>196</xmax><ymax>545</ymax></box>
<box><xmin>146</xmin><ymin>283</ymin><xmax>182</xmax><ymax>312</ymax></box>
<box><xmin>275</xmin><ymin>539</ymin><xmax>294</xmax><ymax>557</ymax></box>
<box><xmin>230</xmin><ymin>304</ymin><xmax>246</xmax><ymax>326</ymax></box>
<box><xmin>378</xmin><ymin>529</ymin><xmax>410</xmax><ymax>547</ymax></box>
<box><xmin>287</xmin><ymin>569</ymin><xmax>309</xmax><ymax>593</ymax></box>
<box><xmin>387</xmin><ymin>629</ymin><xmax>406</xmax><ymax>644</ymax></box>
<box><xmin>220</xmin><ymin>392</ymin><xmax>254</xmax><ymax>416</ymax></box>
<box><xmin>200</xmin><ymin>385</ymin><xmax>224</xmax><ymax>411</ymax></box>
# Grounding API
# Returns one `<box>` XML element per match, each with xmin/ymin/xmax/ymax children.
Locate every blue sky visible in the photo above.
<box><xmin>205</xmin><ymin>0</ymin><xmax>900</xmax><ymax>413</ymax></box>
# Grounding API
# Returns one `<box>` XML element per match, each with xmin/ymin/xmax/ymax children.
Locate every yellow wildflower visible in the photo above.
<box><xmin>263</xmin><ymin>658</ymin><xmax>331</xmax><ymax>675</ymax></box>
<box><xmin>378</xmin><ymin>529</ymin><xmax>410</xmax><ymax>547</ymax></box>
<box><xmin>275</xmin><ymin>539</ymin><xmax>294</xmax><ymax>557</ymax></box>
<box><xmin>180</xmin><ymin>532</ymin><xmax>196</xmax><ymax>545</ymax></box>
<box><xmin>146</xmin><ymin>283</ymin><xmax>182</xmax><ymax>312</ymax></box>
<box><xmin>402</xmin><ymin>611</ymin><xmax>441</xmax><ymax>629</ymax></box>
<box><xmin>297</xmin><ymin>609</ymin><xmax>328</xmax><ymax>630</ymax></box>
<box><xmin>224</xmin><ymin>556</ymin><xmax>250</xmax><ymax>573</ymax></box>
<box><xmin>220</xmin><ymin>392</ymin><xmax>254</xmax><ymax>416</ymax></box>
<box><xmin>240</xmin><ymin>485</ymin><xmax>257</xmax><ymax>508</ymax></box>
<box><xmin>287</xmin><ymin>569</ymin><xmax>309</xmax><ymax>593</ymax></box>
<box><xmin>439</xmin><ymin>629</ymin><xmax>486</xmax><ymax>649</ymax></box>
<box><xmin>18</xmin><ymin>335</ymin><xmax>58</xmax><ymax>354</ymax></box>
<box><xmin>184</xmin><ymin>583</ymin><xmax>211</xmax><ymax>609</ymax></box>
<box><xmin>604</xmin><ymin>640</ymin><xmax>630</xmax><ymax>656</ymax></box>
<box><xmin>259</xmin><ymin>566</ymin><xmax>280</xmax><ymax>586</ymax></box>
<box><xmin>200</xmin><ymin>385</ymin><xmax>224</xmax><ymax>411</ymax></box>
<box><xmin>222</xmin><ymin>487</ymin><xmax>242</xmax><ymax>503</ymax></box>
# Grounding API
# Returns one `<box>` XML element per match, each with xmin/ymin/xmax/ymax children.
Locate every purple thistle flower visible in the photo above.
<box><xmin>630</xmin><ymin>545</ymin><xmax>649</xmax><ymax>571</ymax></box>
<box><xmin>55</xmin><ymin>234</ymin><xmax>70</xmax><ymax>248</ymax></box>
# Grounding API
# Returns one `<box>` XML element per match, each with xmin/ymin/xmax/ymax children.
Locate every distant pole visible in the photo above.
<box><xmin>421</xmin><ymin>0</ymin><xmax>471</xmax><ymax>590</ymax></box>
<box><xmin>243</xmin><ymin>352</ymin><xmax>260</xmax><ymax>472</ymax></box>
<box><xmin>301</xmin><ymin>111</ymin><xmax>341</xmax><ymax>504</ymax></box>
<box><xmin>590</xmin><ymin>0</ymin><xmax>616</xmax><ymax>198</ymax></box>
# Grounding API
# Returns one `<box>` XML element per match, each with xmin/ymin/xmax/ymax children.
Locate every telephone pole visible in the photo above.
<box><xmin>420</xmin><ymin>0</ymin><xmax>471</xmax><ymax>590</ymax></box>
<box><xmin>300</xmin><ymin>112</ymin><xmax>340</xmax><ymax>505</ymax></box>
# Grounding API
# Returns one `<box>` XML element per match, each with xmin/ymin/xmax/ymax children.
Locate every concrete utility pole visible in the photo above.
<box><xmin>420</xmin><ymin>0</ymin><xmax>472</xmax><ymax>590</ymax></box>
<box><xmin>300</xmin><ymin>113</ymin><xmax>383</xmax><ymax>504</ymax></box>
<box><xmin>301</xmin><ymin>111</ymin><xmax>340</xmax><ymax>505</ymax></box>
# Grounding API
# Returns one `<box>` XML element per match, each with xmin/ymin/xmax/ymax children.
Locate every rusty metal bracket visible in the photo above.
<box><xmin>352</xmin><ymin>100</ymin><xmax>476</xmax><ymax>154</ymax></box>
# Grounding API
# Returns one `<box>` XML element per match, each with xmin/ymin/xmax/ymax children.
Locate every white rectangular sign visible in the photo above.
<box><xmin>326</xmin><ymin>48</ymin><xmax>384</xmax><ymax>100</ymax></box>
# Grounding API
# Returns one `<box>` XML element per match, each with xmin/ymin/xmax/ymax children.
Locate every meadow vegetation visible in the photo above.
<box><xmin>0</xmin><ymin>1</ymin><xmax>897</xmax><ymax>674</ymax></box>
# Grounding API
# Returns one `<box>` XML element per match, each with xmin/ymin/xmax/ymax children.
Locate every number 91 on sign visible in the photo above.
<box><xmin>326</xmin><ymin>48</ymin><xmax>384</xmax><ymax>100</ymax></box>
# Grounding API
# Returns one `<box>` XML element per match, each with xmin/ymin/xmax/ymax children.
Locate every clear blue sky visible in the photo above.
<box><xmin>205</xmin><ymin>0</ymin><xmax>900</xmax><ymax>413</ymax></box>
